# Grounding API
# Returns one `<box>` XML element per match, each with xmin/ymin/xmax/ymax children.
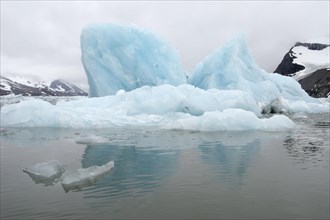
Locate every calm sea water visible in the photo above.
<box><xmin>1</xmin><ymin>113</ymin><xmax>329</xmax><ymax>219</ymax></box>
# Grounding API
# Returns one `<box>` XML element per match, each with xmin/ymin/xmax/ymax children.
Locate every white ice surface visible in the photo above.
<box><xmin>76</xmin><ymin>134</ymin><xmax>109</xmax><ymax>144</ymax></box>
<box><xmin>62</xmin><ymin>161</ymin><xmax>114</xmax><ymax>186</ymax></box>
<box><xmin>2</xmin><ymin>84</ymin><xmax>328</xmax><ymax>131</ymax></box>
<box><xmin>162</xmin><ymin>109</ymin><xmax>295</xmax><ymax>132</ymax></box>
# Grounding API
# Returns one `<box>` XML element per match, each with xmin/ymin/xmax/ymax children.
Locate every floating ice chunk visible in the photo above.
<box><xmin>292</xmin><ymin>112</ymin><xmax>308</xmax><ymax>119</ymax></box>
<box><xmin>81</xmin><ymin>23</ymin><xmax>185</xmax><ymax>97</ymax></box>
<box><xmin>23</xmin><ymin>160</ymin><xmax>65</xmax><ymax>185</ymax></box>
<box><xmin>76</xmin><ymin>134</ymin><xmax>108</xmax><ymax>144</ymax></box>
<box><xmin>61</xmin><ymin>161</ymin><xmax>114</xmax><ymax>192</ymax></box>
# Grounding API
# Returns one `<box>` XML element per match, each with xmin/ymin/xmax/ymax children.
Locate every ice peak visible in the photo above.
<box><xmin>188</xmin><ymin>32</ymin><xmax>261</xmax><ymax>90</ymax></box>
<box><xmin>81</xmin><ymin>23</ymin><xmax>185</xmax><ymax>97</ymax></box>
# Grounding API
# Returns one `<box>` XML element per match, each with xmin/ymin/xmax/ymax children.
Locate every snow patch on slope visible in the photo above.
<box><xmin>292</xmin><ymin>45</ymin><xmax>330</xmax><ymax>80</ymax></box>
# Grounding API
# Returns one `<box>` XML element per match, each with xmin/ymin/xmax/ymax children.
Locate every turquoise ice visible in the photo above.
<box><xmin>81</xmin><ymin>23</ymin><xmax>185</xmax><ymax>97</ymax></box>
<box><xmin>1</xmin><ymin>24</ymin><xmax>329</xmax><ymax>131</ymax></box>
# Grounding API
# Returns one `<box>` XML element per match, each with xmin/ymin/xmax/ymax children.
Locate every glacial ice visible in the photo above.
<box><xmin>61</xmin><ymin>161</ymin><xmax>114</xmax><ymax>192</ymax></box>
<box><xmin>0</xmin><ymin>84</ymin><xmax>297</xmax><ymax>130</ymax></box>
<box><xmin>1</xmin><ymin>24</ymin><xmax>329</xmax><ymax>131</ymax></box>
<box><xmin>163</xmin><ymin>109</ymin><xmax>295</xmax><ymax>132</ymax></box>
<box><xmin>188</xmin><ymin>34</ymin><xmax>317</xmax><ymax>106</ymax></box>
<box><xmin>23</xmin><ymin>160</ymin><xmax>65</xmax><ymax>185</ymax></box>
<box><xmin>2</xmin><ymin>84</ymin><xmax>326</xmax><ymax>130</ymax></box>
<box><xmin>81</xmin><ymin>23</ymin><xmax>185</xmax><ymax>97</ymax></box>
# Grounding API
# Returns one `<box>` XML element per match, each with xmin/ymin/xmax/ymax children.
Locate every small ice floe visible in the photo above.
<box><xmin>75</xmin><ymin>134</ymin><xmax>109</xmax><ymax>144</ymax></box>
<box><xmin>61</xmin><ymin>161</ymin><xmax>114</xmax><ymax>192</ymax></box>
<box><xmin>23</xmin><ymin>160</ymin><xmax>65</xmax><ymax>185</ymax></box>
<box><xmin>292</xmin><ymin>112</ymin><xmax>308</xmax><ymax>119</ymax></box>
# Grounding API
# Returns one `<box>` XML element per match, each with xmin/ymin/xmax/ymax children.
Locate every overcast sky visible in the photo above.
<box><xmin>1</xmin><ymin>1</ymin><xmax>329</xmax><ymax>89</ymax></box>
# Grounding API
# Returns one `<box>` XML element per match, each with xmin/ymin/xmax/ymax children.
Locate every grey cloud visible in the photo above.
<box><xmin>1</xmin><ymin>1</ymin><xmax>329</xmax><ymax>87</ymax></box>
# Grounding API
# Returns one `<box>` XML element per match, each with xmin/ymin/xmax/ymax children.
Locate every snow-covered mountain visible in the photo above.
<box><xmin>0</xmin><ymin>76</ymin><xmax>87</xmax><ymax>96</ymax></box>
<box><xmin>274</xmin><ymin>38</ymin><xmax>330</xmax><ymax>98</ymax></box>
<box><xmin>49</xmin><ymin>79</ymin><xmax>87</xmax><ymax>96</ymax></box>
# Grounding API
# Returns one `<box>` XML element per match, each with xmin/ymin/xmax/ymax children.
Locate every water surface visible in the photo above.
<box><xmin>1</xmin><ymin>114</ymin><xmax>329</xmax><ymax>219</ymax></box>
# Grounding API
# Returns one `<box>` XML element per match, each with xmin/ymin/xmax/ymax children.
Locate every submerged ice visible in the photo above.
<box><xmin>62</xmin><ymin>161</ymin><xmax>114</xmax><ymax>192</ymax></box>
<box><xmin>1</xmin><ymin>24</ymin><xmax>329</xmax><ymax>131</ymax></box>
<box><xmin>23</xmin><ymin>160</ymin><xmax>65</xmax><ymax>185</ymax></box>
<box><xmin>22</xmin><ymin>160</ymin><xmax>114</xmax><ymax>191</ymax></box>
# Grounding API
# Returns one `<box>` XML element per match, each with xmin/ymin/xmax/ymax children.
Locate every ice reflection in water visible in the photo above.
<box><xmin>77</xmin><ymin>130</ymin><xmax>264</xmax><ymax>202</ymax></box>
<box><xmin>1</xmin><ymin>121</ymin><xmax>329</xmax><ymax>219</ymax></box>
<box><xmin>80</xmin><ymin>144</ymin><xmax>180</xmax><ymax>200</ymax></box>
<box><xmin>199</xmin><ymin>139</ymin><xmax>260</xmax><ymax>188</ymax></box>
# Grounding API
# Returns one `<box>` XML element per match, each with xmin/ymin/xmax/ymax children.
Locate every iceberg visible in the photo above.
<box><xmin>0</xmin><ymin>84</ymin><xmax>296</xmax><ymax>130</ymax></box>
<box><xmin>81</xmin><ymin>23</ymin><xmax>185</xmax><ymax>97</ymax></box>
<box><xmin>23</xmin><ymin>160</ymin><xmax>65</xmax><ymax>185</ymax></box>
<box><xmin>188</xmin><ymin>34</ymin><xmax>318</xmax><ymax>107</ymax></box>
<box><xmin>61</xmin><ymin>161</ymin><xmax>114</xmax><ymax>192</ymax></box>
<box><xmin>1</xmin><ymin>24</ymin><xmax>329</xmax><ymax>131</ymax></box>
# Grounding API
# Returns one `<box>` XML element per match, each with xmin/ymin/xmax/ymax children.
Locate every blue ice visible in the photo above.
<box><xmin>1</xmin><ymin>24</ymin><xmax>329</xmax><ymax>131</ymax></box>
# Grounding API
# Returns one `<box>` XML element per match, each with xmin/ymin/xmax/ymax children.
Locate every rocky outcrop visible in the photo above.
<box><xmin>274</xmin><ymin>41</ymin><xmax>330</xmax><ymax>98</ymax></box>
<box><xmin>298</xmin><ymin>69</ymin><xmax>330</xmax><ymax>98</ymax></box>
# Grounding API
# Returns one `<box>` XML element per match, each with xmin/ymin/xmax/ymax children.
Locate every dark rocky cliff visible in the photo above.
<box><xmin>274</xmin><ymin>42</ymin><xmax>330</xmax><ymax>98</ymax></box>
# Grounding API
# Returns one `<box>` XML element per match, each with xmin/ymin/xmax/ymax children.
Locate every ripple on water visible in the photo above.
<box><xmin>284</xmin><ymin>113</ymin><xmax>329</xmax><ymax>166</ymax></box>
